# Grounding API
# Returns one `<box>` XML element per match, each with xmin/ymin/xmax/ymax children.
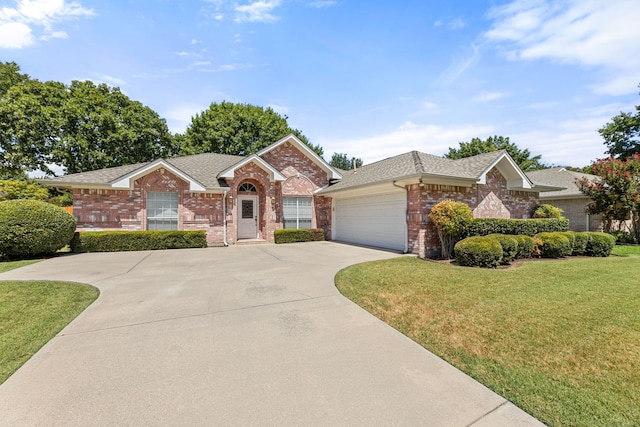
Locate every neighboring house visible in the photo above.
<box><xmin>526</xmin><ymin>167</ymin><xmax>602</xmax><ymax>232</ymax></box>
<box><xmin>42</xmin><ymin>134</ymin><xmax>561</xmax><ymax>258</ymax></box>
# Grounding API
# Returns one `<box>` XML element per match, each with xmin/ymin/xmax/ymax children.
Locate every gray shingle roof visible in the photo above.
<box><xmin>167</xmin><ymin>153</ymin><xmax>244</xmax><ymax>188</ymax></box>
<box><xmin>526</xmin><ymin>167</ymin><xmax>597</xmax><ymax>198</ymax></box>
<box><xmin>319</xmin><ymin>150</ymin><xmax>507</xmax><ymax>193</ymax></box>
<box><xmin>41</xmin><ymin>152</ymin><xmax>244</xmax><ymax>189</ymax></box>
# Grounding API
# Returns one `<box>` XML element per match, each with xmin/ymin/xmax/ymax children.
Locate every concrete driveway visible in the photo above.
<box><xmin>0</xmin><ymin>242</ymin><xmax>544</xmax><ymax>426</ymax></box>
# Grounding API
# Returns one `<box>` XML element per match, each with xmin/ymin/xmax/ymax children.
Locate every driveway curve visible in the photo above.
<box><xmin>0</xmin><ymin>242</ymin><xmax>544</xmax><ymax>426</ymax></box>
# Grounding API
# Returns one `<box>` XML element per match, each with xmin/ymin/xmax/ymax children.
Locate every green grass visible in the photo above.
<box><xmin>0</xmin><ymin>280</ymin><xmax>99</xmax><ymax>384</ymax></box>
<box><xmin>0</xmin><ymin>259</ymin><xmax>41</xmax><ymax>273</ymax></box>
<box><xmin>612</xmin><ymin>245</ymin><xmax>640</xmax><ymax>257</ymax></box>
<box><xmin>336</xmin><ymin>255</ymin><xmax>640</xmax><ymax>427</ymax></box>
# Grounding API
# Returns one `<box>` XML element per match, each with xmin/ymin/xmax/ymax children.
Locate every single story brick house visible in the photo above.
<box><xmin>42</xmin><ymin>134</ymin><xmax>561</xmax><ymax>258</ymax></box>
<box><xmin>526</xmin><ymin>167</ymin><xmax>602</xmax><ymax>232</ymax></box>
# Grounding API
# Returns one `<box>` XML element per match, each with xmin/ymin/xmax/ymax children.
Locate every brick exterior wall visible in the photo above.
<box><xmin>406</xmin><ymin>167</ymin><xmax>539</xmax><ymax>258</ymax></box>
<box><xmin>543</xmin><ymin>198</ymin><xmax>602</xmax><ymax>232</ymax></box>
<box><xmin>70</xmin><ymin>148</ymin><xmax>537</xmax><ymax>255</ymax></box>
<box><xmin>73</xmin><ymin>169</ymin><xmax>225</xmax><ymax>243</ymax></box>
<box><xmin>72</xmin><ymin>144</ymin><xmax>333</xmax><ymax>246</ymax></box>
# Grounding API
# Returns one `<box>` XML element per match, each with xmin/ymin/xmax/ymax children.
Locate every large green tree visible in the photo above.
<box><xmin>0</xmin><ymin>77</ymin><xmax>176</xmax><ymax>175</ymax></box>
<box><xmin>599</xmin><ymin>85</ymin><xmax>640</xmax><ymax>160</ymax></box>
<box><xmin>330</xmin><ymin>152</ymin><xmax>363</xmax><ymax>170</ymax></box>
<box><xmin>179</xmin><ymin>101</ymin><xmax>323</xmax><ymax>156</ymax></box>
<box><xmin>444</xmin><ymin>135</ymin><xmax>547</xmax><ymax>171</ymax></box>
<box><xmin>577</xmin><ymin>154</ymin><xmax>640</xmax><ymax>242</ymax></box>
<box><xmin>0</xmin><ymin>61</ymin><xmax>29</xmax><ymax>98</ymax></box>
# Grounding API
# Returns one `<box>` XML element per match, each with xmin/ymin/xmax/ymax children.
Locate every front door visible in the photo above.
<box><xmin>238</xmin><ymin>196</ymin><xmax>258</xmax><ymax>239</ymax></box>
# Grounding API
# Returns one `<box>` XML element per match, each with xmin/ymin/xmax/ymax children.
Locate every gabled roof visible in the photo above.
<box><xmin>219</xmin><ymin>154</ymin><xmax>287</xmax><ymax>182</ymax></box>
<box><xmin>40</xmin><ymin>152</ymin><xmax>243</xmax><ymax>191</ymax></box>
<box><xmin>258</xmin><ymin>134</ymin><xmax>342</xmax><ymax>180</ymax></box>
<box><xmin>526</xmin><ymin>167</ymin><xmax>598</xmax><ymax>198</ymax></box>
<box><xmin>39</xmin><ymin>134</ymin><xmax>341</xmax><ymax>191</ymax></box>
<box><xmin>319</xmin><ymin>149</ymin><xmax>557</xmax><ymax>194</ymax></box>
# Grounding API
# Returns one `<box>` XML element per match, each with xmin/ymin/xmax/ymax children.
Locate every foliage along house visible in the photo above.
<box><xmin>42</xmin><ymin>134</ymin><xmax>562</xmax><ymax>258</ymax></box>
<box><xmin>526</xmin><ymin>167</ymin><xmax>603</xmax><ymax>232</ymax></box>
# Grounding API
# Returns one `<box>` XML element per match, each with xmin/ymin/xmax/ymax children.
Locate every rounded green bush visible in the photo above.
<box><xmin>558</xmin><ymin>231</ymin><xmax>576</xmax><ymax>254</ymax></box>
<box><xmin>514</xmin><ymin>235</ymin><xmax>535</xmax><ymax>258</ymax></box>
<box><xmin>454</xmin><ymin>236</ymin><xmax>503</xmax><ymax>268</ymax></box>
<box><xmin>585</xmin><ymin>232</ymin><xmax>616</xmax><ymax>257</ymax></box>
<box><xmin>535</xmin><ymin>232</ymin><xmax>572</xmax><ymax>258</ymax></box>
<box><xmin>487</xmin><ymin>234</ymin><xmax>519</xmax><ymax>264</ymax></box>
<box><xmin>0</xmin><ymin>200</ymin><xmax>76</xmax><ymax>259</ymax></box>
<box><xmin>572</xmin><ymin>232</ymin><xmax>590</xmax><ymax>256</ymax></box>
<box><xmin>532</xmin><ymin>204</ymin><xmax>564</xmax><ymax>219</ymax></box>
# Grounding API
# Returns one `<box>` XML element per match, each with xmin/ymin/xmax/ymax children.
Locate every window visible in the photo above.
<box><xmin>239</xmin><ymin>182</ymin><xmax>257</xmax><ymax>192</ymax></box>
<box><xmin>283</xmin><ymin>197</ymin><xmax>312</xmax><ymax>229</ymax></box>
<box><xmin>147</xmin><ymin>191</ymin><xmax>178</xmax><ymax>230</ymax></box>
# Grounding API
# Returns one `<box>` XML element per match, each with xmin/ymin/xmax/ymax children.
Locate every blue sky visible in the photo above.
<box><xmin>1</xmin><ymin>0</ymin><xmax>639</xmax><ymax>168</ymax></box>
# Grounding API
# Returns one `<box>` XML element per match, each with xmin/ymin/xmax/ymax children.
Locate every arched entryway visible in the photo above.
<box><xmin>237</xmin><ymin>182</ymin><xmax>259</xmax><ymax>239</ymax></box>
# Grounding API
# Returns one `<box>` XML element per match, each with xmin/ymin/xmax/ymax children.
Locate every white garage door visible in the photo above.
<box><xmin>334</xmin><ymin>191</ymin><xmax>406</xmax><ymax>251</ymax></box>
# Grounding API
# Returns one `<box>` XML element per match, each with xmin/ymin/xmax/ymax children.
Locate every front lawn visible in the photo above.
<box><xmin>0</xmin><ymin>259</ymin><xmax>41</xmax><ymax>273</ymax></box>
<box><xmin>0</xmin><ymin>280</ymin><xmax>99</xmax><ymax>384</ymax></box>
<box><xmin>336</xmin><ymin>252</ymin><xmax>640</xmax><ymax>427</ymax></box>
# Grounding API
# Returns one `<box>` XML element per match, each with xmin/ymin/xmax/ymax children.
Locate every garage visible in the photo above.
<box><xmin>333</xmin><ymin>191</ymin><xmax>407</xmax><ymax>251</ymax></box>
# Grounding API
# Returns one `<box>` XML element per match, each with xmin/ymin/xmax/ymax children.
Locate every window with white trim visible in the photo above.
<box><xmin>147</xmin><ymin>191</ymin><xmax>178</xmax><ymax>230</ymax></box>
<box><xmin>283</xmin><ymin>197</ymin><xmax>312</xmax><ymax>229</ymax></box>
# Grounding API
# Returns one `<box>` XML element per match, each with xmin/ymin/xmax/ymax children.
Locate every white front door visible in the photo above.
<box><xmin>238</xmin><ymin>196</ymin><xmax>258</xmax><ymax>239</ymax></box>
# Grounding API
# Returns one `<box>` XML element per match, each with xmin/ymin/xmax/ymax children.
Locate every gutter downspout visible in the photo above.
<box><xmin>392</xmin><ymin>181</ymin><xmax>409</xmax><ymax>254</ymax></box>
<box><xmin>223</xmin><ymin>190</ymin><xmax>229</xmax><ymax>246</ymax></box>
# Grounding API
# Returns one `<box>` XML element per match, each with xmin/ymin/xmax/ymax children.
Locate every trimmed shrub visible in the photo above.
<box><xmin>558</xmin><ymin>231</ymin><xmax>576</xmax><ymax>254</ymax></box>
<box><xmin>572</xmin><ymin>232</ymin><xmax>590</xmax><ymax>256</ymax></box>
<box><xmin>532</xmin><ymin>236</ymin><xmax>544</xmax><ymax>257</ymax></box>
<box><xmin>466</xmin><ymin>218</ymin><xmax>569</xmax><ymax>237</ymax></box>
<box><xmin>487</xmin><ymin>234</ymin><xmax>519</xmax><ymax>264</ymax></box>
<box><xmin>532</xmin><ymin>204</ymin><xmax>564</xmax><ymax>219</ymax></box>
<box><xmin>429</xmin><ymin>200</ymin><xmax>473</xmax><ymax>259</ymax></box>
<box><xmin>0</xmin><ymin>199</ymin><xmax>76</xmax><ymax>259</ymax></box>
<box><xmin>454</xmin><ymin>236</ymin><xmax>503</xmax><ymax>268</ymax></box>
<box><xmin>514</xmin><ymin>235</ymin><xmax>535</xmax><ymax>258</ymax></box>
<box><xmin>608</xmin><ymin>230</ymin><xmax>637</xmax><ymax>245</ymax></box>
<box><xmin>535</xmin><ymin>232</ymin><xmax>572</xmax><ymax>258</ymax></box>
<box><xmin>274</xmin><ymin>228</ymin><xmax>325</xmax><ymax>244</ymax></box>
<box><xmin>585</xmin><ymin>232</ymin><xmax>616</xmax><ymax>257</ymax></box>
<box><xmin>71</xmin><ymin>230</ymin><xmax>207</xmax><ymax>253</ymax></box>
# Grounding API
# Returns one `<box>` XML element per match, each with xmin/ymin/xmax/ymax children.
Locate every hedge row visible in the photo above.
<box><xmin>70</xmin><ymin>230</ymin><xmax>208</xmax><ymax>253</ymax></box>
<box><xmin>454</xmin><ymin>231</ymin><xmax>616</xmax><ymax>268</ymax></box>
<box><xmin>274</xmin><ymin>228</ymin><xmax>325</xmax><ymax>244</ymax></box>
<box><xmin>465</xmin><ymin>217</ymin><xmax>569</xmax><ymax>237</ymax></box>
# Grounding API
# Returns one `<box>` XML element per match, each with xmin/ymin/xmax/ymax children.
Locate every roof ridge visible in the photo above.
<box><xmin>411</xmin><ymin>150</ymin><xmax>424</xmax><ymax>173</ymax></box>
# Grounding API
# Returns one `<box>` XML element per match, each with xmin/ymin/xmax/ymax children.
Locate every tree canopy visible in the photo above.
<box><xmin>577</xmin><ymin>154</ymin><xmax>640</xmax><ymax>242</ymax></box>
<box><xmin>329</xmin><ymin>152</ymin><xmax>363</xmax><ymax>170</ymax></box>
<box><xmin>444</xmin><ymin>135</ymin><xmax>547</xmax><ymax>171</ymax></box>
<box><xmin>179</xmin><ymin>101</ymin><xmax>323</xmax><ymax>157</ymax></box>
<box><xmin>599</xmin><ymin>85</ymin><xmax>640</xmax><ymax>160</ymax></box>
<box><xmin>0</xmin><ymin>70</ymin><xmax>176</xmax><ymax>175</ymax></box>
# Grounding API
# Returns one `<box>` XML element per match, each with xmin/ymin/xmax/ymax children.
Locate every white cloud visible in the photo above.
<box><xmin>484</xmin><ymin>0</ymin><xmax>640</xmax><ymax>95</ymax></box>
<box><xmin>472</xmin><ymin>91</ymin><xmax>510</xmax><ymax>102</ymax></box>
<box><xmin>448</xmin><ymin>18</ymin><xmax>466</xmax><ymax>30</ymax></box>
<box><xmin>0</xmin><ymin>0</ymin><xmax>94</xmax><ymax>49</ymax></box>
<box><xmin>164</xmin><ymin>103</ymin><xmax>209</xmax><ymax>134</ymax></box>
<box><xmin>318</xmin><ymin>122</ymin><xmax>495</xmax><ymax>164</ymax></box>
<box><xmin>234</xmin><ymin>0</ymin><xmax>281</xmax><ymax>23</ymax></box>
<box><xmin>92</xmin><ymin>74</ymin><xmax>126</xmax><ymax>87</ymax></box>
<box><xmin>308</xmin><ymin>0</ymin><xmax>336</xmax><ymax>8</ymax></box>
<box><xmin>0</xmin><ymin>21</ymin><xmax>33</xmax><ymax>48</ymax></box>
<box><xmin>268</xmin><ymin>103</ymin><xmax>289</xmax><ymax>114</ymax></box>
<box><xmin>438</xmin><ymin>43</ymin><xmax>480</xmax><ymax>85</ymax></box>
